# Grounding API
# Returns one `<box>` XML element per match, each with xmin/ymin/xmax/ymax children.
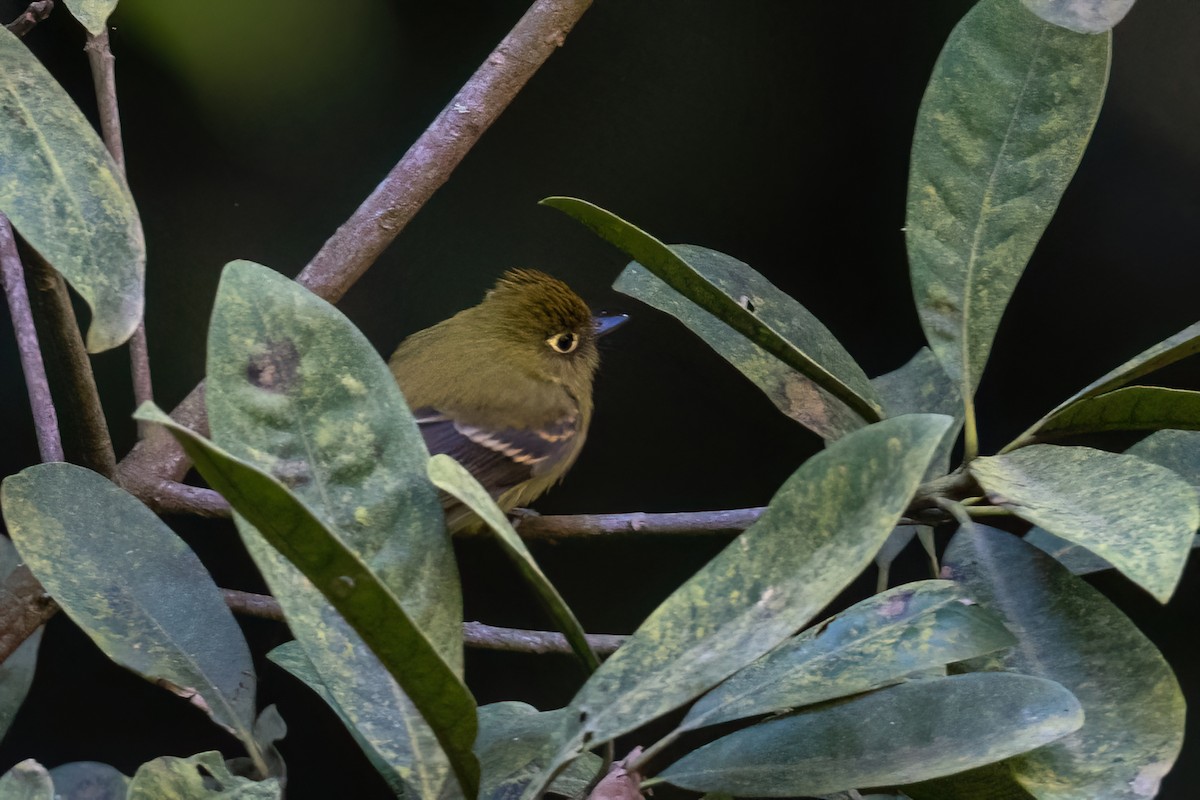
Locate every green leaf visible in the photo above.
<box><xmin>267</xmin><ymin>641</ymin><xmax>410</xmax><ymax>797</ymax></box>
<box><xmin>523</xmin><ymin>414</ymin><xmax>953</xmax><ymax>799</ymax></box>
<box><xmin>969</xmin><ymin>445</ymin><xmax>1199</xmax><ymax>602</ymax></box>
<box><xmin>0</xmin><ymin>537</ymin><xmax>41</xmax><ymax>744</ymax></box>
<box><xmin>544</xmin><ymin>197</ymin><xmax>884</xmax><ymax>422</ymax></box>
<box><xmin>200</xmin><ymin>259</ymin><xmax>465</xmax><ymax>797</ymax></box>
<box><xmin>60</xmin><ymin>0</ymin><xmax>121</xmax><ymax>35</ymax></box>
<box><xmin>475</xmin><ymin>702</ymin><xmax>602</xmax><ymax>800</ymax></box>
<box><xmin>613</xmin><ymin>245</ymin><xmax>868</xmax><ymax>439</ymax></box>
<box><xmin>657</xmin><ymin>673</ymin><xmax>1082</xmax><ymax>796</ymax></box>
<box><xmin>906</xmin><ymin>0</ymin><xmax>1110</xmax><ymax>398</ymax></box>
<box><xmin>943</xmin><ymin>527</ymin><xmax>1185</xmax><ymax>799</ymax></box>
<box><xmin>904</xmin><ymin>762</ymin><xmax>1036</xmax><ymax>800</ymax></box>
<box><xmin>126</xmin><ymin>752</ymin><xmax>280</xmax><ymax>800</ymax></box>
<box><xmin>0</xmin><ymin>463</ymin><xmax>266</xmax><ymax>771</ymax></box>
<box><xmin>1020</xmin><ymin>0</ymin><xmax>1137</xmax><ymax>33</ymax></box>
<box><xmin>678</xmin><ymin>580</ymin><xmax>1015</xmax><ymax>733</ymax></box>
<box><xmin>0</xmin><ymin>30</ymin><xmax>144</xmax><ymax>352</ymax></box>
<box><xmin>47</xmin><ymin>762</ymin><xmax>129</xmax><ymax>800</ymax></box>
<box><xmin>0</xmin><ymin>760</ymin><xmax>52</xmax><ymax>800</ymax></box>
<box><xmin>1023</xmin><ymin>386</ymin><xmax>1200</xmax><ymax>442</ymax></box>
<box><xmin>428</xmin><ymin>454</ymin><xmax>598</xmax><ymax>673</ymax></box>
<box><xmin>1128</xmin><ymin>428</ymin><xmax>1200</xmax><ymax>487</ymax></box>
<box><xmin>136</xmin><ymin>404</ymin><xmax>479</xmax><ymax>800</ymax></box>
<box><xmin>1006</xmin><ymin>320</ymin><xmax>1200</xmax><ymax>452</ymax></box>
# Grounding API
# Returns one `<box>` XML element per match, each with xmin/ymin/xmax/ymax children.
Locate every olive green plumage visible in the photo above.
<box><xmin>388</xmin><ymin>269</ymin><xmax>623</xmax><ymax>531</ymax></box>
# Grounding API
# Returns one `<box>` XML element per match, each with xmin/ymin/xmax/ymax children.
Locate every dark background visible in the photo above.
<box><xmin>1</xmin><ymin>0</ymin><xmax>1198</xmax><ymax>797</ymax></box>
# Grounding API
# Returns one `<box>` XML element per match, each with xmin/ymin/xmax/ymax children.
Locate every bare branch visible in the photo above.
<box><xmin>22</xmin><ymin>245</ymin><xmax>117</xmax><ymax>478</ymax></box>
<box><xmin>513</xmin><ymin>507</ymin><xmax>765</xmax><ymax>539</ymax></box>
<box><xmin>220</xmin><ymin>589</ymin><xmax>626</xmax><ymax>655</ymax></box>
<box><xmin>1</xmin><ymin>214</ymin><xmax>62</xmax><ymax>462</ymax></box>
<box><xmin>4</xmin><ymin>0</ymin><xmax>53</xmax><ymax>37</ymax></box>
<box><xmin>297</xmin><ymin>0</ymin><xmax>594</xmax><ymax>304</ymax></box>
<box><xmin>143</xmin><ymin>481</ymin><xmax>230</xmax><ymax>518</ymax></box>
<box><xmin>0</xmin><ymin>566</ymin><xmax>58</xmax><ymax>665</ymax></box>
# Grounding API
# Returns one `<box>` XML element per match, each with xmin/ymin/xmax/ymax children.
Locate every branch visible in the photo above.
<box><xmin>221</xmin><ymin>589</ymin><xmax>626</xmax><ymax>655</ymax></box>
<box><xmin>21</xmin><ymin>244</ymin><xmax>117</xmax><ymax>478</ymax></box>
<box><xmin>0</xmin><ymin>214</ymin><xmax>62</xmax><ymax>462</ymax></box>
<box><xmin>4</xmin><ymin>0</ymin><xmax>53</xmax><ymax>37</ymax></box>
<box><xmin>513</xmin><ymin>507</ymin><xmax>765</xmax><ymax>539</ymax></box>
<box><xmin>298</xmin><ymin>0</ymin><xmax>594</xmax><ymax>303</ymax></box>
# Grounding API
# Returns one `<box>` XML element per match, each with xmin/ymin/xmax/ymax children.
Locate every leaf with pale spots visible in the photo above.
<box><xmin>613</xmin><ymin>245</ymin><xmax>869</xmax><ymax>440</ymax></box>
<box><xmin>0</xmin><ymin>464</ymin><xmax>266</xmax><ymax>772</ymax></box>
<box><xmin>60</xmin><ymin>0</ymin><xmax>121</xmax><ymax>35</ymax></box>
<box><xmin>906</xmin><ymin>0</ymin><xmax>1109</xmax><ymax>399</ymax></box>
<box><xmin>137</xmin><ymin>404</ymin><xmax>478</xmax><ymax>799</ymax></box>
<box><xmin>677</xmin><ymin>580</ymin><xmax>1015</xmax><ymax>733</ymax></box>
<box><xmin>201</xmin><ymin>260</ymin><xmax>465</xmax><ymax>797</ymax></box>
<box><xmin>126</xmin><ymin>752</ymin><xmax>280</xmax><ymax>799</ymax></box>
<box><xmin>0</xmin><ymin>30</ymin><xmax>145</xmax><ymax>352</ymax></box>
<box><xmin>521</xmin><ymin>414</ymin><xmax>953</xmax><ymax>799</ymax></box>
<box><xmin>1021</xmin><ymin>0</ymin><xmax>1137</xmax><ymax>33</ymax></box>
<box><xmin>0</xmin><ymin>760</ymin><xmax>52</xmax><ymax>800</ymax></box>
<box><xmin>944</xmin><ymin>527</ymin><xmax>1184</xmax><ymax>800</ymax></box>
<box><xmin>969</xmin><ymin>445</ymin><xmax>1198</xmax><ymax>602</ymax></box>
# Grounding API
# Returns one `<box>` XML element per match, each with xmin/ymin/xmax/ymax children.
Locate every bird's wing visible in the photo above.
<box><xmin>413</xmin><ymin>407</ymin><xmax>580</xmax><ymax>497</ymax></box>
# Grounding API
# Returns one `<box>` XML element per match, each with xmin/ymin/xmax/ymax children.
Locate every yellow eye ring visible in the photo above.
<box><xmin>546</xmin><ymin>332</ymin><xmax>578</xmax><ymax>354</ymax></box>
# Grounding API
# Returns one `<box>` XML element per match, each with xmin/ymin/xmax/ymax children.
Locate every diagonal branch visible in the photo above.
<box><xmin>4</xmin><ymin>0</ymin><xmax>53</xmax><ymax>37</ymax></box>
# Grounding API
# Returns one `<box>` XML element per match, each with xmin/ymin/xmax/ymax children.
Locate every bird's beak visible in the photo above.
<box><xmin>593</xmin><ymin>312</ymin><xmax>630</xmax><ymax>337</ymax></box>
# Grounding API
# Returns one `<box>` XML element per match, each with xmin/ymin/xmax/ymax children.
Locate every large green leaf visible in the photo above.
<box><xmin>202</xmin><ymin>260</ymin><xmax>464</xmax><ymax>797</ymax></box>
<box><xmin>1021</xmin><ymin>387</ymin><xmax>1200</xmax><ymax>443</ymax></box>
<box><xmin>0</xmin><ymin>761</ymin><xmax>52</xmax><ymax>800</ymax></box>
<box><xmin>475</xmin><ymin>702</ymin><xmax>602</xmax><ymax>800</ymax></box>
<box><xmin>0</xmin><ymin>537</ymin><xmax>41</xmax><ymax>744</ymax></box>
<box><xmin>613</xmin><ymin>245</ymin><xmax>867</xmax><ymax>439</ymax></box>
<box><xmin>60</xmin><ymin>0</ymin><xmax>121</xmax><ymax>35</ymax></box>
<box><xmin>969</xmin><ymin>445</ymin><xmax>1198</xmax><ymax>602</ymax></box>
<box><xmin>658</xmin><ymin>673</ymin><xmax>1081</xmax><ymax>796</ymax></box>
<box><xmin>544</xmin><ymin>197</ymin><xmax>884</xmax><ymax>422</ymax></box>
<box><xmin>1021</xmin><ymin>0</ymin><xmax>1137</xmax><ymax>33</ymax></box>
<box><xmin>47</xmin><ymin>762</ymin><xmax>129</xmax><ymax>800</ymax></box>
<box><xmin>677</xmin><ymin>580</ymin><xmax>1015</xmax><ymax>734</ymax></box>
<box><xmin>126</xmin><ymin>752</ymin><xmax>280</xmax><ymax>800</ymax></box>
<box><xmin>522</xmin><ymin>414</ymin><xmax>953</xmax><ymax>799</ymax></box>
<box><xmin>943</xmin><ymin>527</ymin><xmax>1185</xmax><ymax>799</ymax></box>
<box><xmin>906</xmin><ymin>0</ymin><xmax>1109</xmax><ymax>398</ymax></box>
<box><xmin>1006</xmin><ymin>320</ymin><xmax>1200</xmax><ymax>452</ymax></box>
<box><xmin>0</xmin><ymin>463</ymin><xmax>266</xmax><ymax>772</ymax></box>
<box><xmin>428</xmin><ymin>454</ymin><xmax>598</xmax><ymax>673</ymax></box>
<box><xmin>137</xmin><ymin>405</ymin><xmax>479</xmax><ymax>799</ymax></box>
<box><xmin>266</xmin><ymin>642</ymin><xmax>409</xmax><ymax>796</ymax></box>
<box><xmin>0</xmin><ymin>29</ymin><xmax>144</xmax><ymax>352</ymax></box>
<box><xmin>903</xmin><ymin>762</ymin><xmax>1036</xmax><ymax>800</ymax></box>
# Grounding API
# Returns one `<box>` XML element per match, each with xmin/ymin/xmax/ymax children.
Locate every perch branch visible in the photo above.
<box><xmin>4</xmin><ymin>0</ymin><xmax>53</xmax><ymax>36</ymax></box>
<box><xmin>512</xmin><ymin>507</ymin><xmax>765</xmax><ymax>539</ymax></box>
<box><xmin>22</xmin><ymin>245</ymin><xmax>117</xmax><ymax>478</ymax></box>
<box><xmin>142</xmin><ymin>481</ymin><xmax>231</xmax><ymax>518</ymax></box>
<box><xmin>116</xmin><ymin>0</ymin><xmax>594</xmax><ymax>496</ymax></box>
<box><xmin>220</xmin><ymin>589</ymin><xmax>626</xmax><ymax>655</ymax></box>
<box><xmin>0</xmin><ymin>214</ymin><xmax>62</xmax><ymax>462</ymax></box>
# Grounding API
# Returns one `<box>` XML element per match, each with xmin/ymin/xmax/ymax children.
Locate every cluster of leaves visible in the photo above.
<box><xmin>0</xmin><ymin>1</ymin><xmax>1197</xmax><ymax>800</ymax></box>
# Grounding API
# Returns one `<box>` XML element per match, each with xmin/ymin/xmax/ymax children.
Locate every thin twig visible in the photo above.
<box><xmin>4</xmin><ymin>0</ymin><xmax>53</xmax><ymax>36</ymax></box>
<box><xmin>22</xmin><ymin>244</ymin><xmax>117</xmax><ymax>478</ymax></box>
<box><xmin>84</xmin><ymin>28</ymin><xmax>157</xmax><ymax>440</ymax></box>
<box><xmin>0</xmin><ymin>214</ymin><xmax>63</xmax><ymax>462</ymax></box>
<box><xmin>513</xmin><ymin>507</ymin><xmax>764</xmax><ymax>539</ymax></box>
<box><xmin>220</xmin><ymin>588</ymin><xmax>626</xmax><ymax>655</ymax></box>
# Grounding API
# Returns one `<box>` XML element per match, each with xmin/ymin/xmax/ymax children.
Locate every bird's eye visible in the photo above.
<box><xmin>546</xmin><ymin>332</ymin><xmax>578</xmax><ymax>354</ymax></box>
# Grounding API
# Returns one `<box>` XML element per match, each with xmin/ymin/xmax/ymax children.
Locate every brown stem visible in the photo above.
<box><xmin>0</xmin><ymin>214</ymin><xmax>63</xmax><ymax>462</ymax></box>
<box><xmin>513</xmin><ymin>507</ymin><xmax>764</xmax><ymax>539</ymax></box>
<box><xmin>298</xmin><ymin>0</ymin><xmax>594</xmax><ymax>304</ymax></box>
<box><xmin>4</xmin><ymin>0</ymin><xmax>53</xmax><ymax>36</ymax></box>
<box><xmin>143</xmin><ymin>481</ymin><xmax>230</xmax><ymax>518</ymax></box>
<box><xmin>221</xmin><ymin>589</ymin><xmax>626</xmax><ymax>655</ymax></box>
<box><xmin>0</xmin><ymin>566</ymin><xmax>58</xmax><ymax>665</ymax></box>
<box><xmin>22</xmin><ymin>245</ymin><xmax>117</xmax><ymax>479</ymax></box>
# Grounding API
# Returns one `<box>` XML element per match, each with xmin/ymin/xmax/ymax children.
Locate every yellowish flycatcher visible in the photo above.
<box><xmin>389</xmin><ymin>269</ymin><xmax>627</xmax><ymax>530</ymax></box>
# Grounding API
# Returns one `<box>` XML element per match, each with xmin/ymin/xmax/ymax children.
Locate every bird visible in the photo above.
<box><xmin>388</xmin><ymin>269</ymin><xmax>627</xmax><ymax>531</ymax></box>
